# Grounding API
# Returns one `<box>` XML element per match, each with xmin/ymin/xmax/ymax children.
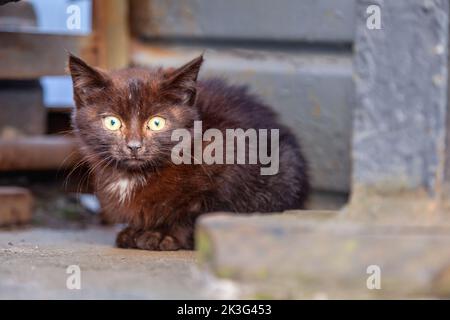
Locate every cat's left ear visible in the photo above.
<box><xmin>161</xmin><ymin>55</ymin><xmax>203</xmax><ymax>106</ymax></box>
<box><xmin>68</xmin><ymin>53</ymin><xmax>110</xmax><ymax>107</ymax></box>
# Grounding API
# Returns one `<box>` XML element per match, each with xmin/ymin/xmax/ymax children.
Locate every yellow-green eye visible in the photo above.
<box><xmin>103</xmin><ymin>116</ymin><xmax>121</xmax><ymax>131</ymax></box>
<box><xmin>147</xmin><ymin>116</ymin><xmax>166</xmax><ymax>131</ymax></box>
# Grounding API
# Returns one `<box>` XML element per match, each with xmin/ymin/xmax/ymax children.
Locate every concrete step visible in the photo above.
<box><xmin>196</xmin><ymin>211</ymin><xmax>450</xmax><ymax>298</ymax></box>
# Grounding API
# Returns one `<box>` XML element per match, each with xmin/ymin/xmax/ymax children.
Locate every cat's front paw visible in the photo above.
<box><xmin>135</xmin><ymin>231</ymin><xmax>186</xmax><ymax>251</ymax></box>
<box><xmin>135</xmin><ymin>231</ymin><xmax>163</xmax><ymax>250</ymax></box>
<box><xmin>116</xmin><ymin>227</ymin><xmax>141</xmax><ymax>248</ymax></box>
<box><xmin>159</xmin><ymin>235</ymin><xmax>182</xmax><ymax>251</ymax></box>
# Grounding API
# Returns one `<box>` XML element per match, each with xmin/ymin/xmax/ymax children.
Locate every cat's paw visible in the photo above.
<box><xmin>159</xmin><ymin>235</ymin><xmax>181</xmax><ymax>251</ymax></box>
<box><xmin>135</xmin><ymin>231</ymin><xmax>184</xmax><ymax>251</ymax></box>
<box><xmin>116</xmin><ymin>227</ymin><xmax>140</xmax><ymax>248</ymax></box>
<box><xmin>135</xmin><ymin>231</ymin><xmax>163</xmax><ymax>250</ymax></box>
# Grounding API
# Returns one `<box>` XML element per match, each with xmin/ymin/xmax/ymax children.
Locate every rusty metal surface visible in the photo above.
<box><xmin>0</xmin><ymin>186</ymin><xmax>33</xmax><ymax>226</ymax></box>
<box><xmin>0</xmin><ymin>136</ymin><xmax>80</xmax><ymax>171</ymax></box>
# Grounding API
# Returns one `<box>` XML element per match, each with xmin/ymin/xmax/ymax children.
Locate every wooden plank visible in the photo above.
<box><xmin>0</xmin><ymin>136</ymin><xmax>80</xmax><ymax>171</ymax></box>
<box><xmin>92</xmin><ymin>0</ymin><xmax>129</xmax><ymax>69</ymax></box>
<box><xmin>0</xmin><ymin>31</ymin><xmax>96</xmax><ymax>79</ymax></box>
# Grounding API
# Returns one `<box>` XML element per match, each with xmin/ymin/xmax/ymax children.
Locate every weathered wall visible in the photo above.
<box><xmin>353</xmin><ymin>0</ymin><xmax>450</xmax><ymax>196</ymax></box>
<box><xmin>0</xmin><ymin>3</ymin><xmax>46</xmax><ymax>137</ymax></box>
<box><xmin>130</xmin><ymin>0</ymin><xmax>356</xmax><ymax>193</ymax></box>
<box><xmin>130</xmin><ymin>0</ymin><xmax>355</xmax><ymax>43</ymax></box>
<box><xmin>0</xmin><ymin>81</ymin><xmax>46</xmax><ymax>137</ymax></box>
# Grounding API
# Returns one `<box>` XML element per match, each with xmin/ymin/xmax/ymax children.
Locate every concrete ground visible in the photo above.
<box><xmin>0</xmin><ymin>189</ymin><xmax>347</xmax><ymax>299</ymax></box>
<box><xmin>0</xmin><ymin>226</ymin><xmax>238</xmax><ymax>299</ymax></box>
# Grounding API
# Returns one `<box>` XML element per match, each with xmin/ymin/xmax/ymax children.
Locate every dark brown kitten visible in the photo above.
<box><xmin>69</xmin><ymin>54</ymin><xmax>309</xmax><ymax>251</ymax></box>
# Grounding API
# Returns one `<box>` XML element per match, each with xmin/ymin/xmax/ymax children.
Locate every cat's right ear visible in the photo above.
<box><xmin>68</xmin><ymin>53</ymin><xmax>110</xmax><ymax>107</ymax></box>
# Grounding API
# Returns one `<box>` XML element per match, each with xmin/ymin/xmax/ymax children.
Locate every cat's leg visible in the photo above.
<box><xmin>99</xmin><ymin>210</ymin><xmax>114</xmax><ymax>225</ymax></box>
<box><xmin>116</xmin><ymin>226</ymin><xmax>141</xmax><ymax>248</ymax></box>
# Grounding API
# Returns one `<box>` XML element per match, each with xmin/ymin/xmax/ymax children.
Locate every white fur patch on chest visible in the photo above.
<box><xmin>105</xmin><ymin>177</ymin><xmax>143</xmax><ymax>204</ymax></box>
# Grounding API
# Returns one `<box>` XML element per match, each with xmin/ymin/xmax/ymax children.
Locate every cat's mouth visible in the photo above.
<box><xmin>122</xmin><ymin>158</ymin><xmax>146</xmax><ymax>167</ymax></box>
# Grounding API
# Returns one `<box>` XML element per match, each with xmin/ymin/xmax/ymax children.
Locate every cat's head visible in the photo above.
<box><xmin>68</xmin><ymin>54</ymin><xmax>203</xmax><ymax>171</ymax></box>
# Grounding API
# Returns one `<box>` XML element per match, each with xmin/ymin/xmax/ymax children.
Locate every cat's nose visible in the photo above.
<box><xmin>127</xmin><ymin>140</ymin><xmax>142</xmax><ymax>154</ymax></box>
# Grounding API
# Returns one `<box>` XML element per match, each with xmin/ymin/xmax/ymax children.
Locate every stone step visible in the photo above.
<box><xmin>196</xmin><ymin>211</ymin><xmax>450</xmax><ymax>298</ymax></box>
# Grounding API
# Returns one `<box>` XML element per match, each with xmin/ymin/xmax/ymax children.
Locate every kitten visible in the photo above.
<box><xmin>69</xmin><ymin>54</ymin><xmax>309</xmax><ymax>251</ymax></box>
